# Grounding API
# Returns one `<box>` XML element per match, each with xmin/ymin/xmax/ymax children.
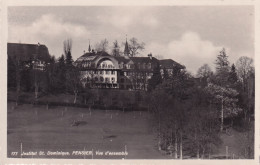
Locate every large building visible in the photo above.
<box><xmin>74</xmin><ymin>41</ymin><xmax>185</xmax><ymax>90</ymax></box>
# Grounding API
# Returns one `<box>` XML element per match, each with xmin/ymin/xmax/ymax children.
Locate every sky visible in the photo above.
<box><xmin>8</xmin><ymin>6</ymin><xmax>254</xmax><ymax>74</ymax></box>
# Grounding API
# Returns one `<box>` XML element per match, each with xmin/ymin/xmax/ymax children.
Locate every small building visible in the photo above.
<box><xmin>7</xmin><ymin>42</ymin><xmax>50</xmax><ymax>70</ymax></box>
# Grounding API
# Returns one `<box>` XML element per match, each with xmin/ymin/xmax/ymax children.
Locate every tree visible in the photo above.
<box><xmin>206</xmin><ymin>49</ymin><xmax>242</xmax><ymax>131</ymax></box>
<box><xmin>197</xmin><ymin>64</ymin><xmax>213</xmax><ymax>87</ymax></box>
<box><xmin>147</xmin><ymin>63</ymin><xmax>162</xmax><ymax>91</ymax></box>
<box><xmin>215</xmin><ymin>48</ymin><xmax>229</xmax><ymax>72</ymax></box>
<box><xmin>228</xmin><ymin>64</ymin><xmax>238</xmax><ymax>85</ymax></box>
<box><xmin>8</xmin><ymin>56</ymin><xmax>17</xmax><ymax>89</ymax></box>
<box><xmin>214</xmin><ymin>48</ymin><xmax>230</xmax><ymax>86</ymax></box>
<box><xmin>205</xmin><ymin>83</ymin><xmax>242</xmax><ymax>131</ymax></box>
<box><xmin>197</xmin><ymin>64</ymin><xmax>212</xmax><ymax>79</ymax></box>
<box><xmin>63</xmin><ymin>39</ymin><xmax>73</xmax><ymax>65</ymax></box>
<box><xmin>66</xmin><ymin>66</ymin><xmax>81</xmax><ymax>104</ymax></box>
<box><xmin>235</xmin><ymin>56</ymin><xmax>254</xmax><ymax>91</ymax></box>
<box><xmin>128</xmin><ymin>37</ymin><xmax>145</xmax><ymax>57</ymax></box>
<box><xmin>32</xmin><ymin>69</ymin><xmax>47</xmax><ymax>99</ymax></box>
<box><xmin>111</xmin><ymin>40</ymin><xmax>120</xmax><ymax>56</ymax></box>
<box><xmin>162</xmin><ymin>67</ymin><xmax>169</xmax><ymax>81</ymax></box>
<box><xmin>95</xmin><ymin>39</ymin><xmax>109</xmax><ymax>52</ymax></box>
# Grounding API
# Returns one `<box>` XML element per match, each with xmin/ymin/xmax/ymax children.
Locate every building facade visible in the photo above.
<box><xmin>74</xmin><ymin>42</ymin><xmax>185</xmax><ymax>90</ymax></box>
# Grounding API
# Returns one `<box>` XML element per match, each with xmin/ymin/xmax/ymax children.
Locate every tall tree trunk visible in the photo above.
<box><xmin>35</xmin><ymin>82</ymin><xmax>39</xmax><ymax>99</ymax></box>
<box><xmin>221</xmin><ymin>97</ymin><xmax>224</xmax><ymax>132</ymax></box>
<box><xmin>16</xmin><ymin>65</ymin><xmax>21</xmax><ymax>106</ymax></box>
<box><xmin>180</xmin><ymin>131</ymin><xmax>183</xmax><ymax>159</ymax></box>
<box><xmin>174</xmin><ymin>125</ymin><xmax>178</xmax><ymax>159</ymax></box>
<box><xmin>158</xmin><ymin>111</ymin><xmax>161</xmax><ymax>151</ymax></box>
<box><xmin>74</xmin><ymin>90</ymin><xmax>78</xmax><ymax>104</ymax></box>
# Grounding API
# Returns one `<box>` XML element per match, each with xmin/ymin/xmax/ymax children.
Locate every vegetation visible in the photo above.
<box><xmin>7</xmin><ymin>39</ymin><xmax>254</xmax><ymax>159</ymax></box>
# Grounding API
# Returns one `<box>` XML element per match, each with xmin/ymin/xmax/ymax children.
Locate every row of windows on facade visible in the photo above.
<box><xmin>83</xmin><ymin>70</ymin><xmax>116</xmax><ymax>75</ymax></box>
<box><xmin>84</xmin><ymin>76</ymin><xmax>145</xmax><ymax>84</ymax></box>
<box><xmin>83</xmin><ymin>70</ymin><xmax>153</xmax><ymax>77</ymax></box>
<box><xmin>82</xmin><ymin>62</ymin><xmax>152</xmax><ymax>70</ymax></box>
<box><xmin>85</xmin><ymin>77</ymin><xmax>115</xmax><ymax>83</ymax></box>
<box><xmin>118</xmin><ymin>63</ymin><xmax>152</xmax><ymax>70</ymax></box>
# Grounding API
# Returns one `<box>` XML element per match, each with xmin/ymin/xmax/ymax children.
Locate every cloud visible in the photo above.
<box><xmin>8</xmin><ymin>14</ymin><xmax>90</xmax><ymax>56</ymax></box>
<box><xmin>146</xmin><ymin>31</ymin><xmax>225</xmax><ymax>74</ymax></box>
<box><xmin>97</xmin><ymin>8</ymin><xmax>159</xmax><ymax>31</ymax></box>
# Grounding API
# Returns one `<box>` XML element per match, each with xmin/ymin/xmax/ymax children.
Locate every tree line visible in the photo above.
<box><xmin>146</xmin><ymin>48</ymin><xmax>254</xmax><ymax>158</ymax></box>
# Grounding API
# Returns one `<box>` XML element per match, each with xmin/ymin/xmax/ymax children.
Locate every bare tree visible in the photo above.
<box><xmin>128</xmin><ymin>37</ymin><xmax>145</xmax><ymax>57</ymax></box>
<box><xmin>63</xmin><ymin>39</ymin><xmax>73</xmax><ymax>65</ymax></box>
<box><xmin>235</xmin><ymin>56</ymin><xmax>254</xmax><ymax>91</ymax></box>
<box><xmin>95</xmin><ymin>39</ymin><xmax>109</xmax><ymax>52</ymax></box>
<box><xmin>111</xmin><ymin>40</ymin><xmax>120</xmax><ymax>56</ymax></box>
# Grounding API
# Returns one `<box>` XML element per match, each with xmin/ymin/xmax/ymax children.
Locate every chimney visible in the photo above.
<box><xmin>148</xmin><ymin>53</ymin><xmax>152</xmax><ymax>60</ymax></box>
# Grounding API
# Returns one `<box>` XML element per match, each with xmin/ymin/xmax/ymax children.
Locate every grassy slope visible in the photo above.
<box><xmin>7</xmin><ymin>102</ymin><xmax>254</xmax><ymax>159</ymax></box>
<box><xmin>7</xmin><ymin>102</ymin><xmax>167</xmax><ymax>159</ymax></box>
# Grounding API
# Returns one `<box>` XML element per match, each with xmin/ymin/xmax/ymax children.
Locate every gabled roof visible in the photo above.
<box><xmin>7</xmin><ymin>43</ymin><xmax>50</xmax><ymax>61</ymax></box>
<box><xmin>159</xmin><ymin>59</ymin><xmax>185</xmax><ymax>69</ymax></box>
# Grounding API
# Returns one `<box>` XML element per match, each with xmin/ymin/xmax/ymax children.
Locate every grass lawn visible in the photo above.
<box><xmin>7</xmin><ymin>102</ymin><xmax>168</xmax><ymax>159</ymax></box>
<box><xmin>7</xmin><ymin>102</ymin><xmax>253</xmax><ymax>159</ymax></box>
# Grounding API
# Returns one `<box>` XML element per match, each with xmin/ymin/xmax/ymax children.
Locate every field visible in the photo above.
<box><xmin>7</xmin><ymin>102</ymin><xmax>168</xmax><ymax>159</ymax></box>
<box><xmin>7</xmin><ymin>102</ymin><xmax>253</xmax><ymax>159</ymax></box>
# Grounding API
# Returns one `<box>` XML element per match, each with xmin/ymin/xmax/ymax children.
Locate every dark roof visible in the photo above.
<box><xmin>7</xmin><ymin>43</ymin><xmax>50</xmax><ymax>61</ymax></box>
<box><xmin>130</xmin><ymin>57</ymin><xmax>159</xmax><ymax>64</ymax></box>
<box><xmin>74</xmin><ymin>51</ymin><xmax>111</xmax><ymax>63</ymax></box>
<box><xmin>159</xmin><ymin>59</ymin><xmax>185</xmax><ymax>69</ymax></box>
<box><xmin>113</xmin><ymin>56</ymin><xmax>131</xmax><ymax>63</ymax></box>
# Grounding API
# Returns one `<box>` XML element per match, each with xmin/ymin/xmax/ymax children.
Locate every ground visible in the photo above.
<box><xmin>7</xmin><ymin>102</ymin><xmax>253</xmax><ymax>159</ymax></box>
<box><xmin>7</xmin><ymin>102</ymin><xmax>168</xmax><ymax>159</ymax></box>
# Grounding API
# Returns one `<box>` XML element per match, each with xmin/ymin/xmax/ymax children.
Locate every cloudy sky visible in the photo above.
<box><xmin>8</xmin><ymin>6</ymin><xmax>254</xmax><ymax>74</ymax></box>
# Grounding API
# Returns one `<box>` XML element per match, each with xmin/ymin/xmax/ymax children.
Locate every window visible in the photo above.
<box><xmin>95</xmin><ymin>77</ymin><xmax>99</xmax><ymax>82</ymax></box>
<box><xmin>100</xmin><ymin>70</ymin><xmax>103</xmax><ymax>74</ymax></box>
<box><xmin>100</xmin><ymin>77</ymin><xmax>104</xmax><ymax>82</ymax></box>
<box><xmin>105</xmin><ymin>77</ymin><xmax>109</xmax><ymax>82</ymax></box>
<box><xmin>111</xmin><ymin>77</ymin><xmax>115</xmax><ymax>82</ymax></box>
<box><xmin>111</xmin><ymin>71</ymin><xmax>115</xmax><ymax>75</ymax></box>
<box><xmin>106</xmin><ymin>71</ymin><xmax>110</xmax><ymax>75</ymax></box>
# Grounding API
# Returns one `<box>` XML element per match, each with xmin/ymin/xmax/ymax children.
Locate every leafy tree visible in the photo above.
<box><xmin>206</xmin><ymin>49</ymin><xmax>242</xmax><ymax>131</ymax></box>
<box><xmin>197</xmin><ymin>64</ymin><xmax>212</xmax><ymax>79</ymax></box>
<box><xmin>205</xmin><ymin>83</ymin><xmax>242</xmax><ymax>131</ymax></box>
<box><xmin>228</xmin><ymin>64</ymin><xmax>238</xmax><ymax>85</ymax></box>
<box><xmin>54</xmin><ymin>54</ymin><xmax>66</xmax><ymax>93</ymax></box>
<box><xmin>214</xmin><ymin>48</ymin><xmax>230</xmax><ymax>86</ymax></box>
<box><xmin>215</xmin><ymin>48</ymin><xmax>229</xmax><ymax>72</ymax></box>
<box><xmin>147</xmin><ymin>63</ymin><xmax>162</xmax><ymax>91</ymax></box>
<box><xmin>196</xmin><ymin>64</ymin><xmax>213</xmax><ymax>87</ymax></box>
<box><xmin>7</xmin><ymin>56</ymin><xmax>17</xmax><ymax>89</ymax></box>
<box><xmin>162</xmin><ymin>67</ymin><xmax>169</xmax><ymax>80</ymax></box>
